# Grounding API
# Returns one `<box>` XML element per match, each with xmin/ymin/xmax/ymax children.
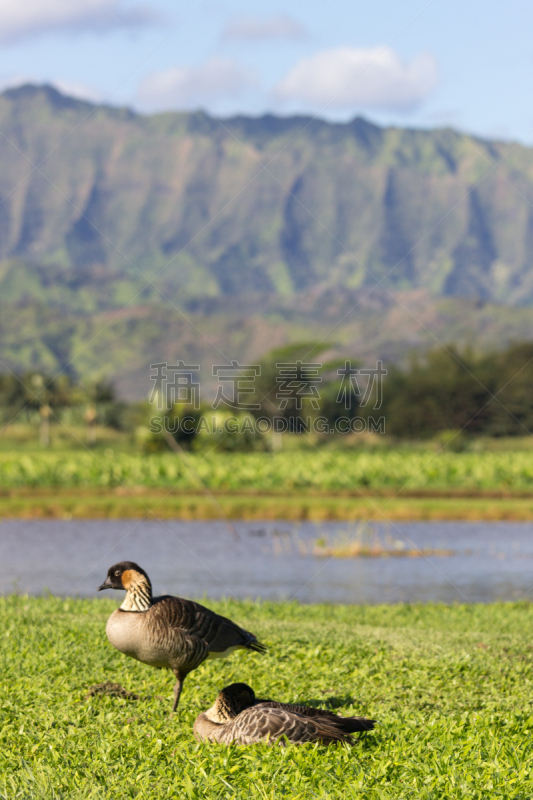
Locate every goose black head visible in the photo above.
<box><xmin>215</xmin><ymin>683</ymin><xmax>256</xmax><ymax>719</ymax></box>
<box><xmin>98</xmin><ymin>561</ymin><xmax>151</xmax><ymax>593</ymax></box>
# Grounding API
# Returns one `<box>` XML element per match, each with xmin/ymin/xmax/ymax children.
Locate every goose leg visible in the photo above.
<box><xmin>172</xmin><ymin>670</ymin><xmax>187</xmax><ymax>713</ymax></box>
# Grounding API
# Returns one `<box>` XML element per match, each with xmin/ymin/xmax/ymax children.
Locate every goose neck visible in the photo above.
<box><xmin>120</xmin><ymin>574</ymin><xmax>152</xmax><ymax>612</ymax></box>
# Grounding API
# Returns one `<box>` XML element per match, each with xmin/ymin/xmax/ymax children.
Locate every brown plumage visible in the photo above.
<box><xmin>193</xmin><ymin>683</ymin><xmax>376</xmax><ymax>745</ymax></box>
<box><xmin>97</xmin><ymin>562</ymin><xmax>266</xmax><ymax>712</ymax></box>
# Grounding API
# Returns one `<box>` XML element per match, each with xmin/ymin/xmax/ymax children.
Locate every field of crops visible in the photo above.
<box><xmin>1</xmin><ymin>449</ymin><xmax>533</xmax><ymax>491</ymax></box>
<box><xmin>2</xmin><ymin>597</ymin><xmax>532</xmax><ymax>798</ymax></box>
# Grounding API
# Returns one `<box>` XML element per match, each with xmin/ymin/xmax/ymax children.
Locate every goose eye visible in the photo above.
<box><xmin>115</xmin><ymin>570</ymin><xmax>121</xmax><ymax>577</ymax></box>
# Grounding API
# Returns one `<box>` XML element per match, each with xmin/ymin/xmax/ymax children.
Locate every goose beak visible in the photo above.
<box><xmin>98</xmin><ymin>576</ymin><xmax>113</xmax><ymax>591</ymax></box>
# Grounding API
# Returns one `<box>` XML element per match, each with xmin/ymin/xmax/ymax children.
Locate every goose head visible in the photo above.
<box><xmin>206</xmin><ymin>683</ymin><xmax>256</xmax><ymax>723</ymax></box>
<box><xmin>98</xmin><ymin>561</ymin><xmax>152</xmax><ymax>611</ymax></box>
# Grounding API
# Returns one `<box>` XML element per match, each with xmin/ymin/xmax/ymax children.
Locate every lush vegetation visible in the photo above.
<box><xmin>2</xmin><ymin>448</ymin><xmax>533</xmax><ymax>491</ymax></box>
<box><xmin>1</xmin><ymin>596</ymin><xmax>532</xmax><ymax>798</ymax></box>
<box><xmin>3</xmin><ymin>340</ymin><xmax>533</xmax><ymax>521</ymax></box>
<box><xmin>0</xmin><ymin>373</ymin><xmax>127</xmax><ymax>431</ymax></box>
<box><xmin>382</xmin><ymin>343</ymin><xmax>533</xmax><ymax>438</ymax></box>
<box><xmin>5</xmin><ymin>339</ymin><xmax>533</xmax><ymax>454</ymax></box>
<box><xmin>3</xmin><ymin>437</ymin><xmax>533</xmax><ymax>520</ymax></box>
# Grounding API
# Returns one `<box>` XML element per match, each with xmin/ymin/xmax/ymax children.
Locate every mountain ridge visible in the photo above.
<box><xmin>2</xmin><ymin>85</ymin><xmax>533</xmax><ymax>395</ymax></box>
<box><xmin>0</xmin><ymin>83</ymin><xmax>532</xmax><ymax>308</ymax></box>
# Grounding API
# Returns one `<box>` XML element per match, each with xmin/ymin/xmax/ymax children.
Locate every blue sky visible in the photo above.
<box><xmin>0</xmin><ymin>0</ymin><xmax>531</xmax><ymax>142</ymax></box>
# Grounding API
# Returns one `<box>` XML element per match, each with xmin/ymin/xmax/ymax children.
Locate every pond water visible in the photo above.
<box><xmin>1</xmin><ymin>519</ymin><xmax>533</xmax><ymax>604</ymax></box>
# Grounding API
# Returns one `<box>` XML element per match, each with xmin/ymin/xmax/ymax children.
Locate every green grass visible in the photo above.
<box><xmin>2</xmin><ymin>449</ymin><xmax>533</xmax><ymax>491</ymax></box>
<box><xmin>5</xmin><ymin>487</ymin><xmax>533</xmax><ymax>521</ymax></box>
<box><xmin>1</xmin><ymin>597</ymin><xmax>532</xmax><ymax>798</ymax></box>
<box><xmin>3</xmin><ymin>447</ymin><xmax>533</xmax><ymax>519</ymax></box>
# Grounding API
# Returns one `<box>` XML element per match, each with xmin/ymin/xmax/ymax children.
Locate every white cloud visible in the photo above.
<box><xmin>273</xmin><ymin>46</ymin><xmax>438</xmax><ymax>113</ymax></box>
<box><xmin>0</xmin><ymin>0</ymin><xmax>157</xmax><ymax>44</ymax></box>
<box><xmin>221</xmin><ymin>14</ymin><xmax>305</xmax><ymax>41</ymax></box>
<box><xmin>50</xmin><ymin>79</ymin><xmax>102</xmax><ymax>103</ymax></box>
<box><xmin>136</xmin><ymin>58</ymin><xmax>257</xmax><ymax>111</ymax></box>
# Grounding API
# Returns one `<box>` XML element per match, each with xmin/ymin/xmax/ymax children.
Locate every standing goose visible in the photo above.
<box><xmin>193</xmin><ymin>683</ymin><xmax>375</xmax><ymax>745</ymax></box>
<box><xmin>97</xmin><ymin>562</ymin><xmax>266</xmax><ymax>712</ymax></box>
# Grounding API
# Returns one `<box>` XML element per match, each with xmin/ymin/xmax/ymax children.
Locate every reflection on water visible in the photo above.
<box><xmin>1</xmin><ymin>519</ymin><xmax>533</xmax><ymax>604</ymax></box>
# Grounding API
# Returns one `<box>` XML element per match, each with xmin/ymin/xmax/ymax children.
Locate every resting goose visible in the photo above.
<box><xmin>97</xmin><ymin>562</ymin><xmax>266</xmax><ymax>712</ymax></box>
<box><xmin>193</xmin><ymin>683</ymin><xmax>375</xmax><ymax>745</ymax></box>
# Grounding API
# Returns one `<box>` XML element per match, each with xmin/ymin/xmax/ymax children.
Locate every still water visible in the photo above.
<box><xmin>1</xmin><ymin>519</ymin><xmax>533</xmax><ymax>604</ymax></box>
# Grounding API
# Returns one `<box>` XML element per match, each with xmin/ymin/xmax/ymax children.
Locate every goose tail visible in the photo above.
<box><xmin>246</xmin><ymin>638</ymin><xmax>267</xmax><ymax>654</ymax></box>
<box><xmin>312</xmin><ymin>720</ymin><xmax>356</xmax><ymax>746</ymax></box>
<box><xmin>337</xmin><ymin>716</ymin><xmax>376</xmax><ymax>733</ymax></box>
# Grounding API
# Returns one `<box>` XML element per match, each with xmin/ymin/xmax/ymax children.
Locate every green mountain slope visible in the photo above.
<box><xmin>0</xmin><ymin>83</ymin><xmax>533</xmax><ymax>306</ymax></box>
<box><xmin>3</xmin><ymin>291</ymin><xmax>533</xmax><ymax>399</ymax></box>
<box><xmin>2</xmin><ymin>84</ymin><xmax>533</xmax><ymax>396</ymax></box>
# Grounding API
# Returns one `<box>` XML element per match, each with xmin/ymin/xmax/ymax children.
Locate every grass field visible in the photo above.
<box><xmin>4</xmin><ymin>487</ymin><xmax>533</xmax><ymax>521</ymax></box>
<box><xmin>1</xmin><ymin>597</ymin><xmax>532</xmax><ymax>798</ymax></box>
<box><xmin>4</xmin><ymin>449</ymin><xmax>533</xmax><ymax>491</ymax></box>
<box><xmin>2</xmin><ymin>448</ymin><xmax>533</xmax><ymax>520</ymax></box>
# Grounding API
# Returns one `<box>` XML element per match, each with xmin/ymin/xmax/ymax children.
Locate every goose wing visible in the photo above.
<box><xmin>228</xmin><ymin>705</ymin><xmax>354</xmax><ymax>745</ymax></box>
<box><xmin>140</xmin><ymin>600</ymin><xmax>209</xmax><ymax>671</ymax></box>
<box><xmin>150</xmin><ymin>595</ymin><xmax>265</xmax><ymax>654</ymax></box>
<box><xmin>254</xmin><ymin>699</ymin><xmax>375</xmax><ymax>732</ymax></box>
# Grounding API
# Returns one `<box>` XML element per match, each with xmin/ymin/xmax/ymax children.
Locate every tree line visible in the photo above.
<box><xmin>159</xmin><ymin>341</ymin><xmax>533</xmax><ymax>446</ymax></box>
<box><xmin>379</xmin><ymin>342</ymin><xmax>533</xmax><ymax>438</ymax></box>
<box><xmin>3</xmin><ymin>341</ymin><xmax>533</xmax><ymax>448</ymax></box>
